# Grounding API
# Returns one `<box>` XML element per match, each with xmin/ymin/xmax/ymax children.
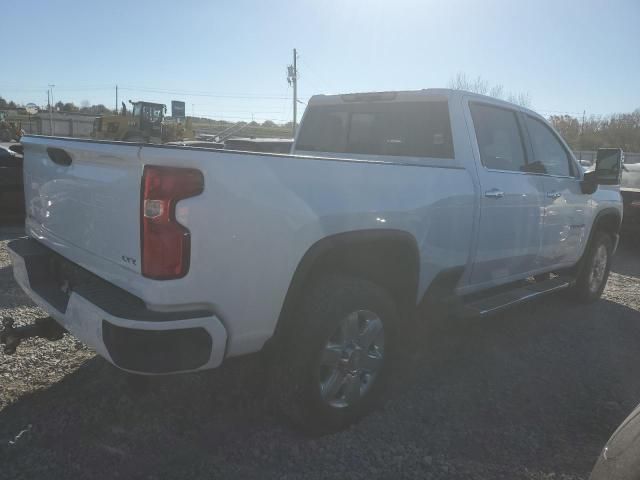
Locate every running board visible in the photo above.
<box><xmin>460</xmin><ymin>276</ymin><xmax>573</xmax><ymax>318</ymax></box>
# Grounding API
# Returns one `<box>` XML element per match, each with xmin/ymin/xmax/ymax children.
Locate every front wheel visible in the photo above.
<box><xmin>571</xmin><ymin>231</ymin><xmax>613</xmax><ymax>303</ymax></box>
<box><xmin>273</xmin><ymin>275</ymin><xmax>398</xmax><ymax>435</ymax></box>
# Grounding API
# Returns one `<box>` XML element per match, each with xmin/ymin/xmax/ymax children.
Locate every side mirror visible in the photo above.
<box><xmin>595</xmin><ymin>148</ymin><xmax>623</xmax><ymax>185</ymax></box>
<box><xmin>581</xmin><ymin>148</ymin><xmax>623</xmax><ymax>194</ymax></box>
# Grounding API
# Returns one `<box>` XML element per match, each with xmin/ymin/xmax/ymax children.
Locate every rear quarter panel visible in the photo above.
<box><xmin>138</xmin><ymin>146</ymin><xmax>477</xmax><ymax>356</ymax></box>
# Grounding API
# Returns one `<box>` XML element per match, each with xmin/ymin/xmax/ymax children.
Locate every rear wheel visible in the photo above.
<box><xmin>571</xmin><ymin>231</ymin><xmax>613</xmax><ymax>303</ymax></box>
<box><xmin>273</xmin><ymin>275</ymin><xmax>398</xmax><ymax>435</ymax></box>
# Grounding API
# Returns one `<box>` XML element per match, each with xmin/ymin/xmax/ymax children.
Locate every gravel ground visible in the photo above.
<box><xmin>0</xmin><ymin>229</ymin><xmax>639</xmax><ymax>480</ymax></box>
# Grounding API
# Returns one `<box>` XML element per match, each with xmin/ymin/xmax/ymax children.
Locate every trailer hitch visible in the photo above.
<box><xmin>0</xmin><ymin>317</ymin><xmax>66</xmax><ymax>355</ymax></box>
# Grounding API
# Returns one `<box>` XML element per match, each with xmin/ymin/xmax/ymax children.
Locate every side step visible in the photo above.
<box><xmin>460</xmin><ymin>276</ymin><xmax>573</xmax><ymax>318</ymax></box>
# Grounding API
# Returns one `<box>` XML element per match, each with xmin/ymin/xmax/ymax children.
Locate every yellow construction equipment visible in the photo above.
<box><xmin>0</xmin><ymin>111</ymin><xmax>22</xmax><ymax>142</ymax></box>
<box><xmin>91</xmin><ymin>100</ymin><xmax>193</xmax><ymax>143</ymax></box>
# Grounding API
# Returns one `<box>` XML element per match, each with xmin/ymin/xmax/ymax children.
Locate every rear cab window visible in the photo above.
<box><xmin>296</xmin><ymin>100</ymin><xmax>454</xmax><ymax>159</ymax></box>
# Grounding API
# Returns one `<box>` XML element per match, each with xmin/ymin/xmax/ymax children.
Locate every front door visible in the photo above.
<box><xmin>523</xmin><ymin>114</ymin><xmax>588</xmax><ymax>268</ymax></box>
<box><xmin>466</xmin><ymin>101</ymin><xmax>545</xmax><ymax>287</ymax></box>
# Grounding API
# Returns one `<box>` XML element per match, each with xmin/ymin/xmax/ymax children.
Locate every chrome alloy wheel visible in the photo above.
<box><xmin>317</xmin><ymin>310</ymin><xmax>385</xmax><ymax>408</ymax></box>
<box><xmin>588</xmin><ymin>244</ymin><xmax>608</xmax><ymax>293</ymax></box>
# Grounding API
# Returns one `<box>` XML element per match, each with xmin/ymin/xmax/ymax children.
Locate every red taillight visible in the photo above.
<box><xmin>141</xmin><ymin>166</ymin><xmax>204</xmax><ymax>279</ymax></box>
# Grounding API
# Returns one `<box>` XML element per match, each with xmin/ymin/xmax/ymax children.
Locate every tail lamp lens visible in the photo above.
<box><xmin>141</xmin><ymin>166</ymin><xmax>204</xmax><ymax>279</ymax></box>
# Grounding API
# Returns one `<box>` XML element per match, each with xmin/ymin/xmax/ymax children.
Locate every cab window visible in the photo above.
<box><xmin>469</xmin><ymin>103</ymin><xmax>527</xmax><ymax>172</ymax></box>
<box><xmin>525</xmin><ymin>116</ymin><xmax>573</xmax><ymax>177</ymax></box>
<box><xmin>296</xmin><ymin>100</ymin><xmax>454</xmax><ymax>159</ymax></box>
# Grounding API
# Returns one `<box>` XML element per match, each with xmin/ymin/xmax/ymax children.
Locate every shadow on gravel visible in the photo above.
<box><xmin>0</xmin><ymin>224</ymin><xmax>24</xmax><ymax>241</ymax></box>
<box><xmin>0</xmin><ymin>264</ymin><xmax>13</xmax><ymax>278</ymax></box>
<box><xmin>0</xmin><ymin>264</ymin><xmax>34</xmax><ymax>309</ymax></box>
<box><xmin>612</xmin><ymin>237</ymin><xmax>640</xmax><ymax>278</ymax></box>
<box><xmin>1</xmin><ymin>295</ymin><xmax>640</xmax><ymax>479</ymax></box>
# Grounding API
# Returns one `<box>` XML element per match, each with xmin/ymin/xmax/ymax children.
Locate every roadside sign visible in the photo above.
<box><xmin>25</xmin><ymin>103</ymin><xmax>38</xmax><ymax>115</ymax></box>
<box><xmin>171</xmin><ymin>101</ymin><xmax>186</xmax><ymax>118</ymax></box>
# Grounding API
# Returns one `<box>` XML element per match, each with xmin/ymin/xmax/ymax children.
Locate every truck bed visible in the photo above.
<box><xmin>20</xmin><ymin>135</ymin><xmax>476</xmax><ymax>357</ymax></box>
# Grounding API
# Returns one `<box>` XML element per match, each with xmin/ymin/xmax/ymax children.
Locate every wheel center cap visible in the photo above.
<box><xmin>341</xmin><ymin>344</ymin><xmax>362</xmax><ymax>371</ymax></box>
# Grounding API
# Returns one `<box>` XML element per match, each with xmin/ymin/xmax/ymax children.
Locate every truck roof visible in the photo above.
<box><xmin>307</xmin><ymin>88</ymin><xmax>540</xmax><ymax>117</ymax></box>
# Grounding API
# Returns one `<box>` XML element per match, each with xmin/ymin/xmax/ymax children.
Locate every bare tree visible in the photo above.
<box><xmin>449</xmin><ymin>73</ymin><xmax>492</xmax><ymax>95</ymax></box>
<box><xmin>489</xmin><ymin>84</ymin><xmax>504</xmax><ymax>100</ymax></box>
<box><xmin>449</xmin><ymin>72</ymin><xmax>531</xmax><ymax>107</ymax></box>
<box><xmin>507</xmin><ymin>92</ymin><xmax>531</xmax><ymax>108</ymax></box>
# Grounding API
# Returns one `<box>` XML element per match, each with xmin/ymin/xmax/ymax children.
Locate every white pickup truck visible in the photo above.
<box><xmin>4</xmin><ymin>89</ymin><xmax>623</xmax><ymax>434</ymax></box>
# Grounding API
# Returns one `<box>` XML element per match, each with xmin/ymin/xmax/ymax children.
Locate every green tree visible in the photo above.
<box><xmin>62</xmin><ymin>102</ymin><xmax>79</xmax><ymax>112</ymax></box>
<box><xmin>549</xmin><ymin>115</ymin><xmax>581</xmax><ymax>148</ymax></box>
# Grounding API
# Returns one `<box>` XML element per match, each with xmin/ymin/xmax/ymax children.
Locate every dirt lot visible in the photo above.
<box><xmin>0</xmin><ymin>229</ymin><xmax>639</xmax><ymax>480</ymax></box>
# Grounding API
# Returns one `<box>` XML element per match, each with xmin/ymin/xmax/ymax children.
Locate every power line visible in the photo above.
<box><xmin>120</xmin><ymin>85</ymin><xmax>292</xmax><ymax>100</ymax></box>
<box><xmin>297</xmin><ymin>55</ymin><xmax>338</xmax><ymax>93</ymax></box>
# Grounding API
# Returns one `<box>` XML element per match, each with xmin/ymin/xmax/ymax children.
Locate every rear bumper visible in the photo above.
<box><xmin>8</xmin><ymin>237</ymin><xmax>228</xmax><ymax>374</ymax></box>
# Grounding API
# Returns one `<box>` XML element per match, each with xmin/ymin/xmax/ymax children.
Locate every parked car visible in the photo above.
<box><xmin>620</xmin><ymin>163</ymin><xmax>640</xmax><ymax>236</ymax></box>
<box><xmin>0</xmin><ymin>144</ymin><xmax>25</xmax><ymax>223</ymax></box>
<box><xmin>590</xmin><ymin>401</ymin><xmax>640</xmax><ymax>479</ymax></box>
<box><xmin>2</xmin><ymin>89</ymin><xmax>623</xmax><ymax>434</ymax></box>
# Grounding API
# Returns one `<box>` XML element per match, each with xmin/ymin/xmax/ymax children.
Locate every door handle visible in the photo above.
<box><xmin>484</xmin><ymin>188</ymin><xmax>505</xmax><ymax>199</ymax></box>
<box><xmin>546</xmin><ymin>191</ymin><xmax>562</xmax><ymax>199</ymax></box>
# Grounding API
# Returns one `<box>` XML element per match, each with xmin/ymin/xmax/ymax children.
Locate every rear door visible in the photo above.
<box><xmin>522</xmin><ymin>115</ymin><xmax>588</xmax><ymax>268</ymax></box>
<box><xmin>466</xmin><ymin>101</ymin><xmax>545</xmax><ymax>286</ymax></box>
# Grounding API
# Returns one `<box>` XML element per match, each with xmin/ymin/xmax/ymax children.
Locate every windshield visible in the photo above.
<box><xmin>141</xmin><ymin>104</ymin><xmax>163</xmax><ymax>123</ymax></box>
<box><xmin>296</xmin><ymin>100</ymin><xmax>454</xmax><ymax>158</ymax></box>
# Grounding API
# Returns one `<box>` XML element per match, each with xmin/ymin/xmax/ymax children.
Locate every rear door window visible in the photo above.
<box><xmin>469</xmin><ymin>103</ymin><xmax>527</xmax><ymax>172</ymax></box>
<box><xmin>296</xmin><ymin>100</ymin><xmax>454</xmax><ymax>159</ymax></box>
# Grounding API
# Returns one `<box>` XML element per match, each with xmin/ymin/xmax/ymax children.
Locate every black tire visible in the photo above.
<box><xmin>571</xmin><ymin>231</ymin><xmax>614</xmax><ymax>303</ymax></box>
<box><xmin>273</xmin><ymin>275</ymin><xmax>398</xmax><ymax>435</ymax></box>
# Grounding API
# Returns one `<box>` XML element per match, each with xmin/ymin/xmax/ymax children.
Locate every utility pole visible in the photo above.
<box><xmin>47</xmin><ymin>89</ymin><xmax>53</xmax><ymax>135</ymax></box>
<box><xmin>287</xmin><ymin>48</ymin><xmax>298</xmax><ymax>137</ymax></box>
<box><xmin>48</xmin><ymin>84</ymin><xmax>55</xmax><ymax>135</ymax></box>
<box><xmin>580</xmin><ymin>109</ymin><xmax>586</xmax><ymax>161</ymax></box>
<box><xmin>293</xmin><ymin>48</ymin><xmax>297</xmax><ymax>136</ymax></box>
<box><xmin>115</xmin><ymin>85</ymin><xmax>118</xmax><ymax>114</ymax></box>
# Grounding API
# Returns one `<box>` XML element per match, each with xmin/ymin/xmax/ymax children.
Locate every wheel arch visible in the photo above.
<box><xmin>587</xmin><ymin>208</ymin><xmax>622</xmax><ymax>252</ymax></box>
<box><xmin>272</xmin><ymin>229</ymin><xmax>421</xmax><ymax>342</ymax></box>
<box><xmin>592</xmin><ymin>208</ymin><xmax>622</xmax><ymax>236</ymax></box>
<box><xmin>576</xmin><ymin>207</ymin><xmax>622</xmax><ymax>271</ymax></box>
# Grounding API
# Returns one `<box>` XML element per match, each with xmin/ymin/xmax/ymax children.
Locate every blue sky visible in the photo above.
<box><xmin>2</xmin><ymin>0</ymin><xmax>638</xmax><ymax>123</ymax></box>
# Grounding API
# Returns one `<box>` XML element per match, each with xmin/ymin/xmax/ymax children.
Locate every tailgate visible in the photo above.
<box><xmin>22</xmin><ymin>136</ymin><xmax>142</xmax><ymax>276</ymax></box>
